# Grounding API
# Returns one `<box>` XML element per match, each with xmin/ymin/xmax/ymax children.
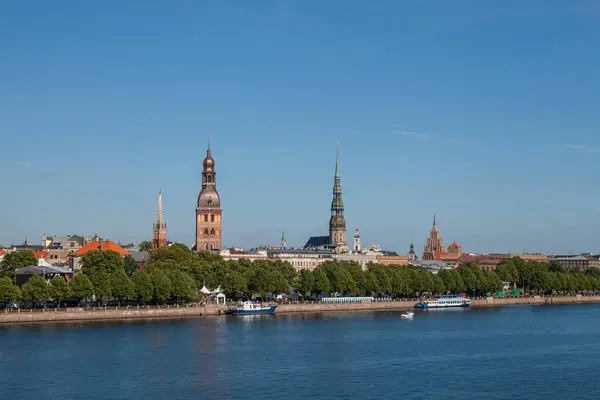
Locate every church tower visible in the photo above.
<box><xmin>408</xmin><ymin>238</ymin><xmax>417</xmax><ymax>260</ymax></box>
<box><xmin>152</xmin><ymin>190</ymin><xmax>168</xmax><ymax>250</ymax></box>
<box><xmin>281</xmin><ymin>229</ymin><xmax>287</xmax><ymax>249</ymax></box>
<box><xmin>353</xmin><ymin>228</ymin><xmax>361</xmax><ymax>253</ymax></box>
<box><xmin>329</xmin><ymin>144</ymin><xmax>348</xmax><ymax>253</ymax></box>
<box><xmin>195</xmin><ymin>138</ymin><xmax>222</xmax><ymax>252</ymax></box>
<box><xmin>423</xmin><ymin>215</ymin><xmax>445</xmax><ymax>260</ymax></box>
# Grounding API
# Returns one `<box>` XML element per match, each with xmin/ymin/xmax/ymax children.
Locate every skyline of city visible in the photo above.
<box><xmin>2</xmin><ymin>2</ymin><xmax>599</xmax><ymax>253</ymax></box>
<box><xmin>2</xmin><ymin>140</ymin><xmax>597</xmax><ymax>256</ymax></box>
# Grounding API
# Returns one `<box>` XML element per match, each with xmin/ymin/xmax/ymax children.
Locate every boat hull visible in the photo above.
<box><xmin>414</xmin><ymin>303</ymin><xmax>470</xmax><ymax>309</ymax></box>
<box><xmin>226</xmin><ymin>305</ymin><xmax>277</xmax><ymax>315</ymax></box>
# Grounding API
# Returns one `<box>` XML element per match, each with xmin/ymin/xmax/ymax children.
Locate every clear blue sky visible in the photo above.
<box><xmin>1</xmin><ymin>1</ymin><xmax>599</xmax><ymax>254</ymax></box>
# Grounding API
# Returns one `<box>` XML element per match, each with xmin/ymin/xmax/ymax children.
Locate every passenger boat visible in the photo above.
<box><xmin>226</xmin><ymin>301</ymin><xmax>277</xmax><ymax>315</ymax></box>
<box><xmin>414</xmin><ymin>295</ymin><xmax>471</xmax><ymax>309</ymax></box>
<box><xmin>401</xmin><ymin>310</ymin><xmax>414</xmax><ymax>319</ymax></box>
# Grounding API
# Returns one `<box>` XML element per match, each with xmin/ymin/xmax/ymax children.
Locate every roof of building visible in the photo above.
<box><xmin>0</xmin><ymin>249</ymin><xmax>6</xmax><ymax>255</ymax></box>
<box><xmin>449</xmin><ymin>241</ymin><xmax>460</xmax><ymax>247</ymax></box>
<box><xmin>128</xmin><ymin>251</ymin><xmax>149</xmax><ymax>263</ymax></box>
<box><xmin>268</xmin><ymin>248</ymin><xmax>334</xmax><ymax>256</ymax></box>
<box><xmin>304</xmin><ymin>236</ymin><xmax>331</xmax><ymax>249</ymax></box>
<box><xmin>73</xmin><ymin>240</ymin><xmax>130</xmax><ymax>257</ymax></box>
<box><xmin>33</xmin><ymin>251</ymin><xmax>50</xmax><ymax>259</ymax></box>
<box><xmin>551</xmin><ymin>255</ymin><xmax>589</xmax><ymax>261</ymax></box>
<box><xmin>15</xmin><ymin>265</ymin><xmax>73</xmax><ymax>275</ymax></box>
<box><xmin>380</xmin><ymin>251</ymin><xmax>400</xmax><ymax>257</ymax></box>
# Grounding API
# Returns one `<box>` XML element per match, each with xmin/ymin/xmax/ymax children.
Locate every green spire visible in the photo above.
<box><xmin>335</xmin><ymin>142</ymin><xmax>340</xmax><ymax>178</ymax></box>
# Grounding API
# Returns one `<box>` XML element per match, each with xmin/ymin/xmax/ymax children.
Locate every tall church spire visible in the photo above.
<box><xmin>329</xmin><ymin>144</ymin><xmax>347</xmax><ymax>252</ymax></box>
<box><xmin>196</xmin><ymin>139</ymin><xmax>222</xmax><ymax>252</ymax></box>
<box><xmin>281</xmin><ymin>229</ymin><xmax>287</xmax><ymax>248</ymax></box>
<box><xmin>152</xmin><ymin>189</ymin><xmax>168</xmax><ymax>250</ymax></box>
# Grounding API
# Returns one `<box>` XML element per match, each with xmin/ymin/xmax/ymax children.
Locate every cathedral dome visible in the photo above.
<box><xmin>197</xmin><ymin>188</ymin><xmax>220</xmax><ymax>208</ymax></box>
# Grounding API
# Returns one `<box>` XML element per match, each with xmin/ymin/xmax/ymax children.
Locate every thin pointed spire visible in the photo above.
<box><xmin>335</xmin><ymin>142</ymin><xmax>340</xmax><ymax>177</ymax></box>
<box><xmin>207</xmin><ymin>134</ymin><xmax>211</xmax><ymax>154</ymax></box>
<box><xmin>433</xmin><ymin>214</ymin><xmax>436</xmax><ymax>226</ymax></box>
<box><xmin>157</xmin><ymin>189</ymin><xmax>164</xmax><ymax>226</ymax></box>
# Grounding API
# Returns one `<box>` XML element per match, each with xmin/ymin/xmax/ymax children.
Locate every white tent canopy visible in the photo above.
<box><xmin>200</xmin><ymin>285</ymin><xmax>222</xmax><ymax>294</ymax></box>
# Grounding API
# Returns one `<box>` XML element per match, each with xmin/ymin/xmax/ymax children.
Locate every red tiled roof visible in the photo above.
<box><xmin>33</xmin><ymin>251</ymin><xmax>50</xmax><ymax>259</ymax></box>
<box><xmin>449</xmin><ymin>241</ymin><xmax>460</xmax><ymax>247</ymax></box>
<box><xmin>0</xmin><ymin>249</ymin><xmax>6</xmax><ymax>255</ymax></box>
<box><xmin>73</xmin><ymin>240</ymin><xmax>130</xmax><ymax>257</ymax></box>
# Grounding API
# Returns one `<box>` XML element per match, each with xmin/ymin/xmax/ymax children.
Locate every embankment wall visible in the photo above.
<box><xmin>2</xmin><ymin>295</ymin><xmax>600</xmax><ymax>324</ymax></box>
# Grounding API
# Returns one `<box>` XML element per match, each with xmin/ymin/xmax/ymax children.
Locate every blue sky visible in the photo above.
<box><xmin>1</xmin><ymin>1</ymin><xmax>599</xmax><ymax>254</ymax></box>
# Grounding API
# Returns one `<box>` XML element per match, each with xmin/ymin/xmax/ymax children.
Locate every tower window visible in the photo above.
<box><xmin>204</xmin><ymin>228</ymin><xmax>209</xmax><ymax>236</ymax></box>
<box><xmin>210</xmin><ymin>228</ymin><xmax>215</xmax><ymax>236</ymax></box>
<box><xmin>208</xmin><ymin>175</ymin><xmax>212</xmax><ymax>183</ymax></box>
<box><xmin>211</xmin><ymin>214</ymin><xmax>215</xmax><ymax>222</ymax></box>
<box><xmin>204</xmin><ymin>242</ymin><xmax>209</xmax><ymax>250</ymax></box>
<box><xmin>204</xmin><ymin>214</ymin><xmax>208</xmax><ymax>222</ymax></box>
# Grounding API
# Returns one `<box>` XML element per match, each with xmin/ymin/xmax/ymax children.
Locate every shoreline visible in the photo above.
<box><xmin>2</xmin><ymin>295</ymin><xmax>599</xmax><ymax>325</ymax></box>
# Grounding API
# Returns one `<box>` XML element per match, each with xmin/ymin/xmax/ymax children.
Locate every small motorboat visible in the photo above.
<box><xmin>401</xmin><ymin>310</ymin><xmax>414</xmax><ymax>319</ymax></box>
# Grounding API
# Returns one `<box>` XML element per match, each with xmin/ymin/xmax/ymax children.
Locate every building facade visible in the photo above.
<box><xmin>152</xmin><ymin>190</ymin><xmax>168</xmax><ymax>250</ymax></box>
<box><xmin>195</xmin><ymin>140</ymin><xmax>223</xmax><ymax>251</ymax></box>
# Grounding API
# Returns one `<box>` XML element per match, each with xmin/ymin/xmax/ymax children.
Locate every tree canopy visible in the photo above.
<box><xmin>0</xmin><ymin>251</ymin><xmax>38</xmax><ymax>277</ymax></box>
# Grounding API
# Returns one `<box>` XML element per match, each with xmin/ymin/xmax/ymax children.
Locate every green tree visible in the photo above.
<box><xmin>248</xmin><ymin>267</ymin><xmax>270</xmax><ymax>298</ymax></box>
<box><xmin>21</xmin><ymin>275</ymin><xmax>49</xmax><ymax>305</ymax></box>
<box><xmin>131</xmin><ymin>270</ymin><xmax>154</xmax><ymax>303</ymax></box>
<box><xmin>221</xmin><ymin>270</ymin><xmax>247</xmax><ymax>297</ymax></box>
<box><xmin>111</xmin><ymin>268</ymin><xmax>135</xmax><ymax>305</ymax></box>
<box><xmin>168</xmin><ymin>270</ymin><xmax>195</xmax><ymax>304</ymax></box>
<box><xmin>0</xmin><ymin>251</ymin><xmax>37</xmax><ymax>277</ymax></box>
<box><xmin>363</xmin><ymin>270</ymin><xmax>380</xmax><ymax>295</ymax></box>
<box><xmin>296</xmin><ymin>270</ymin><xmax>314</xmax><ymax>297</ymax></box>
<box><xmin>496</xmin><ymin>259</ymin><xmax>519</xmax><ymax>283</ymax></box>
<box><xmin>69</xmin><ymin>274</ymin><xmax>94</xmax><ymax>302</ymax></box>
<box><xmin>139</xmin><ymin>241</ymin><xmax>152</xmax><ymax>252</ymax></box>
<box><xmin>123</xmin><ymin>255</ymin><xmax>138</xmax><ymax>276</ymax></box>
<box><xmin>267</xmin><ymin>269</ymin><xmax>290</xmax><ymax>295</ymax></box>
<box><xmin>81</xmin><ymin>250</ymin><xmax>124</xmax><ymax>276</ymax></box>
<box><xmin>90</xmin><ymin>268</ymin><xmax>112</xmax><ymax>304</ymax></box>
<box><xmin>311</xmin><ymin>268</ymin><xmax>331</xmax><ymax>295</ymax></box>
<box><xmin>149</xmin><ymin>268</ymin><xmax>172</xmax><ymax>303</ymax></box>
<box><xmin>0</xmin><ymin>276</ymin><xmax>22</xmax><ymax>304</ymax></box>
<box><xmin>49</xmin><ymin>275</ymin><xmax>71</xmax><ymax>307</ymax></box>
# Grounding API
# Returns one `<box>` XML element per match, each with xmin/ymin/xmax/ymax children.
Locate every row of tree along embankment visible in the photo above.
<box><xmin>4</xmin><ymin>295</ymin><xmax>600</xmax><ymax>324</ymax></box>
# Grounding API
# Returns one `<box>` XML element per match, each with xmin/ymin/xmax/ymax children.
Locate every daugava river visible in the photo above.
<box><xmin>2</xmin><ymin>304</ymin><xmax>600</xmax><ymax>400</ymax></box>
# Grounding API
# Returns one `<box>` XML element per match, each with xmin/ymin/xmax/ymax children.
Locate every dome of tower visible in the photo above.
<box><xmin>203</xmin><ymin>154</ymin><xmax>214</xmax><ymax>170</ymax></box>
<box><xmin>329</xmin><ymin>215</ymin><xmax>346</xmax><ymax>229</ymax></box>
<box><xmin>197</xmin><ymin>188</ymin><xmax>220</xmax><ymax>208</ymax></box>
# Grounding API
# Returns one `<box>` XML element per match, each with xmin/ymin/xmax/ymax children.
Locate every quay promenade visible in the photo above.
<box><xmin>2</xmin><ymin>295</ymin><xmax>600</xmax><ymax>324</ymax></box>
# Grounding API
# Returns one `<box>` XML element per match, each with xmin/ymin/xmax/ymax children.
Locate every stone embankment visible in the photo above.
<box><xmin>0</xmin><ymin>304</ymin><xmax>224</xmax><ymax>324</ymax></box>
<box><xmin>2</xmin><ymin>295</ymin><xmax>600</xmax><ymax>324</ymax></box>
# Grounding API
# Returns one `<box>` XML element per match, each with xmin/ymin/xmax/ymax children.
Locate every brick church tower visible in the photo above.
<box><xmin>195</xmin><ymin>139</ymin><xmax>222</xmax><ymax>251</ymax></box>
<box><xmin>152</xmin><ymin>190</ymin><xmax>168</xmax><ymax>250</ymax></box>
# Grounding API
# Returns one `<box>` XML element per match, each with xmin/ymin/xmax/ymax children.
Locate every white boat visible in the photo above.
<box><xmin>401</xmin><ymin>310</ymin><xmax>414</xmax><ymax>319</ymax></box>
<box><xmin>414</xmin><ymin>295</ymin><xmax>471</xmax><ymax>309</ymax></box>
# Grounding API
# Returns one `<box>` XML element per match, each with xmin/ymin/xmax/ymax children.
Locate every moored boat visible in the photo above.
<box><xmin>226</xmin><ymin>301</ymin><xmax>277</xmax><ymax>315</ymax></box>
<box><xmin>414</xmin><ymin>295</ymin><xmax>471</xmax><ymax>309</ymax></box>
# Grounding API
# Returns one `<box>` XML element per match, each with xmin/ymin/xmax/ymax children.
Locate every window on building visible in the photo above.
<box><xmin>211</xmin><ymin>215</ymin><xmax>215</xmax><ymax>222</ymax></box>
<box><xmin>204</xmin><ymin>228</ymin><xmax>209</xmax><ymax>236</ymax></box>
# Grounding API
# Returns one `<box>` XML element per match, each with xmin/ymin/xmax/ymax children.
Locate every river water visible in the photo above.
<box><xmin>1</xmin><ymin>304</ymin><xmax>600</xmax><ymax>399</ymax></box>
